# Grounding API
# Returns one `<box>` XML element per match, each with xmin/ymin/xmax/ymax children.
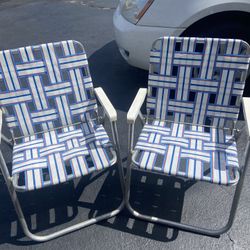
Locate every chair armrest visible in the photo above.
<box><xmin>94</xmin><ymin>87</ymin><xmax>117</xmax><ymax>122</ymax></box>
<box><xmin>127</xmin><ymin>88</ymin><xmax>147</xmax><ymax>124</ymax></box>
<box><xmin>243</xmin><ymin>97</ymin><xmax>250</xmax><ymax>139</ymax></box>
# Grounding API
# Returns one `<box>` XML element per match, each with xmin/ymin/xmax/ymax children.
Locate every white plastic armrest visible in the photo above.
<box><xmin>243</xmin><ymin>97</ymin><xmax>250</xmax><ymax>139</ymax></box>
<box><xmin>94</xmin><ymin>87</ymin><xmax>117</xmax><ymax>122</ymax></box>
<box><xmin>127</xmin><ymin>88</ymin><xmax>147</xmax><ymax>124</ymax></box>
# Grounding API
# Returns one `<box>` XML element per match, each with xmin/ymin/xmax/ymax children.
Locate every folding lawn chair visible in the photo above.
<box><xmin>126</xmin><ymin>36</ymin><xmax>250</xmax><ymax>236</ymax></box>
<box><xmin>0</xmin><ymin>40</ymin><xmax>125</xmax><ymax>242</ymax></box>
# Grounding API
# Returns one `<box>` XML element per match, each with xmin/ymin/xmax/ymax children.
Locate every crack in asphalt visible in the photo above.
<box><xmin>66</xmin><ymin>0</ymin><xmax>117</xmax><ymax>10</ymax></box>
<box><xmin>227</xmin><ymin>232</ymin><xmax>237</xmax><ymax>250</ymax></box>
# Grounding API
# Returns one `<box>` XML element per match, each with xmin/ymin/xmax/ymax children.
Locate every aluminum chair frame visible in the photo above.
<box><xmin>125</xmin><ymin>37</ymin><xmax>250</xmax><ymax>237</ymax></box>
<box><xmin>0</xmin><ymin>41</ymin><xmax>125</xmax><ymax>242</ymax></box>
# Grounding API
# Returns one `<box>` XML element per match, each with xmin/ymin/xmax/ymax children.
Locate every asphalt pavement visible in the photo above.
<box><xmin>0</xmin><ymin>1</ymin><xmax>250</xmax><ymax>249</ymax></box>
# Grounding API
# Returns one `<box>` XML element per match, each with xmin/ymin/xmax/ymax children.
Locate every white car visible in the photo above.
<box><xmin>113</xmin><ymin>0</ymin><xmax>250</xmax><ymax>70</ymax></box>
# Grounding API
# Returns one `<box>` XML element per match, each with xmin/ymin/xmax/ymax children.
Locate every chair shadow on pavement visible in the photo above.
<box><xmin>95</xmin><ymin>168</ymin><xmax>196</xmax><ymax>242</ymax></box>
<box><xmin>0</xmin><ymin>162</ymin><xmax>197</xmax><ymax>245</ymax></box>
<box><xmin>0</xmin><ymin>165</ymin><xmax>120</xmax><ymax>246</ymax></box>
<box><xmin>0</xmin><ymin>169</ymin><xmax>79</xmax><ymax>245</ymax></box>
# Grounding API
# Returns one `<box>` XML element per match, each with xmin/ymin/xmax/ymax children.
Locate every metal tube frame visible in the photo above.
<box><xmin>125</xmin><ymin>120</ymin><xmax>250</xmax><ymax>237</ymax></box>
<box><xmin>0</xmin><ymin>120</ymin><xmax>125</xmax><ymax>242</ymax></box>
<box><xmin>1</xmin><ymin>134</ymin><xmax>13</xmax><ymax>147</ymax></box>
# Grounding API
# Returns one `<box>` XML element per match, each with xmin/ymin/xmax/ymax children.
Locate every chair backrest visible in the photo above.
<box><xmin>0</xmin><ymin>40</ymin><xmax>97</xmax><ymax>138</ymax></box>
<box><xmin>147</xmin><ymin>37</ymin><xmax>250</xmax><ymax>128</ymax></box>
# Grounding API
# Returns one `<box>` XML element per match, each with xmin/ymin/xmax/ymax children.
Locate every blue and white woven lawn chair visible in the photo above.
<box><xmin>126</xmin><ymin>36</ymin><xmax>250</xmax><ymax>236</ymax></box>
<box><xmin>0</xmin><ymin>40</ymin><xmax>124</xmax><ymax>242</ymax></box>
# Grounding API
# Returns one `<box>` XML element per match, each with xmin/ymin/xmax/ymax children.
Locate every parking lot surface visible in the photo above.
<box><xmin>0</xmin><ymin>1</ymin><xmax>250</xmax><ymax>249</ymax></box>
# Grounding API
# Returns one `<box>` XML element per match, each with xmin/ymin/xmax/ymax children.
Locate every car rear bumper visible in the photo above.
<box><xmin>113</xmin><ymin>7</ymin><xmax>185</xmax><ymax>70</ymax></box>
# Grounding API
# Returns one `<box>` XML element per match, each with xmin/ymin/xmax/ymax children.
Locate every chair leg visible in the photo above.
<box><xmin>1</xmin><ymin>134</ymin><xmax>13</xmax><ymax>147</ymax></box>
<box><xmin>124</xmin><ymin>142</ymin><xmax>250</xmax><ymax>237</ymax></box>
<box><xmin>0</xmin><ymin>148</ymin><xmax>125</xmax><ymax>242</ymax></box>
<box><xmin>110</xmin><ymin>121</ymin><xmax>126</xmax><ymax>196</ymax></box>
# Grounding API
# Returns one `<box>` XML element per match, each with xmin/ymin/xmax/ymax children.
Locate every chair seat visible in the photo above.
<box><xmin>133</xmin><ymin>120</ymin><xmax>240</xmax><ymax>185</ymax></box>
<box><xmin>12</xmin><ymin>123</ymin><xmax>114</xmax><ymax>191</ymax></box>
